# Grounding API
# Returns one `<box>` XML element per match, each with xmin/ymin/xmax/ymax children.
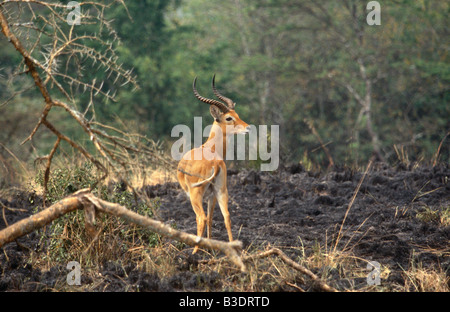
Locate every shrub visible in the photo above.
<box><xmin>34</xmin><ymin>162</ymin><xmax>161</xmax><ymax>264</ymax></box>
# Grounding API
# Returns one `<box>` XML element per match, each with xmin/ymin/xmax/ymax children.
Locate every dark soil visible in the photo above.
<box><xmin>1</xmin><ymin>163</ymin><xmax>449</xmax><ymax>291</ymax></box>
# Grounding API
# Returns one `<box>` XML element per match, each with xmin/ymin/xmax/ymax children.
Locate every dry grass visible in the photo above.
<box><xmin>2</xmin><ymin>157</ymin><xmax>449</xmax><ymax>292</ymax></box>
<box><xmin>128</xmin><ymin>168</ymin><xmax>177</xmax><ymax>188</ymax></box>
<box><xmin>402</xmin><ymin>255</ymin><xmax>450</xmax><ymax>292</ymax></box>
<box><xmin>416</xmin><ymin>205</ymin><xmax>450</xmax><ymax>227</ymax></box>
<box><xmin>7</xmin><ymin>201</ymin><xmax>450</xmax><ymax>292</ymax></box>
<box><xmin>23</xmin><ymin>231</ymin><xmax>450</xmax><ymax>292</ymax></box>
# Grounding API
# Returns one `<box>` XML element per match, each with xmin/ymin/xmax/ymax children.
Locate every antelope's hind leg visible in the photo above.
<box><xmin>189</xmin><ymin>188</ymin><xmax>206</xmax><ymax>254</ymax></box>
<box><xmin>206</xmin><ymin>196</ymin><xmax>217</xmax><ymax>239</ymax></box>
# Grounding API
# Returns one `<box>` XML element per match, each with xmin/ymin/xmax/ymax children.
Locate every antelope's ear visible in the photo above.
<box><xmin>210</xmin><ymin>106</ymin><xmax>222</xmax><ymax>121</ymax></box>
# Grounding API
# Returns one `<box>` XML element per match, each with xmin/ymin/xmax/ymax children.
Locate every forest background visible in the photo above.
<box><xmin>0</xmin><ymin>0</ymin><xmax>448</xmax><ymax>180</ymax></box>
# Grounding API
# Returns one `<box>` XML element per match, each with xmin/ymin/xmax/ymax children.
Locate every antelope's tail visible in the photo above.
<box><xmin>191</xmin><ymin>167</ymin><xmax>218</xmax><ymax>188</ymax></box>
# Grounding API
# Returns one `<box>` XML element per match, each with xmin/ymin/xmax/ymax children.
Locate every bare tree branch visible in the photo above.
<box><xmin>0</xmin><ymin>8</ymin><xmax>54</xmax><ymax>144</ymax></box>
<box><xmin>0</xmin><ymin>2</ymin><xmax>157</xmax><ymax>206</ymax></box>
<box><xmin>244</xmin><ymin>248</ymin><xmax>337</xmax><ymax>292</ymax></box>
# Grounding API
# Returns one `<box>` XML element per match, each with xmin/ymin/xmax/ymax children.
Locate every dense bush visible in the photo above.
<box><xmin>34</xmin><ymin>163</ymin><xmax>160</xmax><ymax>263</ymax></box>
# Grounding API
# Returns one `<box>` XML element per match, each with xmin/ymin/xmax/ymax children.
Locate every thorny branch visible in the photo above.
<box><xmin>0</xmin><ymin>1</ymin><xmax>171</xmax><ymax>206</ymax></box>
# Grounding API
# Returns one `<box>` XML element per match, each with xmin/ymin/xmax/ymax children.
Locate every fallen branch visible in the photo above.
<box><xmin>0</xmin><ymin>194</ymin><xmax>84</xmax><ymax>246</ymax></box>
<box><xmin>245</xmin><ymin>248</ymin><xmax>337</xmax><ymax>292</ymax></box>
<box><xmin>198</xmin><ymin>247</ymin><xmax>338</xmax><ymax>292</ymax></box>
<box><xmin>0</xmin><ymin>190</ymin><xmax>246</xmax><ymax>272</ymax></box>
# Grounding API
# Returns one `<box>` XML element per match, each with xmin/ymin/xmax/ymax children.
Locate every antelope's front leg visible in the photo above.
<box><xmin>216</xmin><ymin>188</ymin><xmax>233</xmax><ymax>242</ymax></box>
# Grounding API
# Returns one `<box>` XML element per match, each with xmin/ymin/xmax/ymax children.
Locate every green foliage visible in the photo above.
<box><xmin>106</xmin><ymin>0</ymin><xmax>449</xmax><ymax>166</ymax></box>
<box><xmin>35</xmin><ymin>162</ymin><xmax>97</xmax><ymax>204</ymax></box>
<box><xmin>1</xmin><ymin>0</ymin><xmax>448</xmax><ymax>169</ymax></box>
<box><xmin>34</xmin><ymin>163</ymin><xmax>161</xmax><ymax>263</ymax></box>
<box><xmin>416</xmin><ymin>206</ymin><xmax>450</xmax><ymax>227</ymax></box>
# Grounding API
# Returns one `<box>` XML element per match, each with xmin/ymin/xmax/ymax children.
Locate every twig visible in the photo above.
<box><xmin>0</xmin><ymin>8</ymin><xmax>54</xmax><ymax>144</ymax></box>
<box><xmin>304</xmin><ymin>118</ymin><xmax>334</xmax><ymax>168</ymax></box>
<box><xmin>199</xmin><ymin>246</ymin><xmax>338</xmax><ymax>291</ymax></box>
<box><xmin>333</xmin><ymin>159</ymin><xmax>372</xmax><ymax>254</ymax></box>
<box><xmin>244</xmin><ymin>248</ymin><xmax>337</xmax><ymax>292</ymax></box>
<box><xmin>285</xmin><ymin>281</ymin><xmax>305</xmax><ymax>292</ymax></box>
<box><xmin>432</xmin><ymin>131</ymin><xmax>449</xmax><ymax>167</ymax></box>
<box><xmin>0</xmin><ymin>142</ymin><xmax>30</xmax><ymax>177</ymax></box>
<box><xmin>42</xmin><ymin>137</ymin><xmax>60</xmax><ymax>207</ymax></box>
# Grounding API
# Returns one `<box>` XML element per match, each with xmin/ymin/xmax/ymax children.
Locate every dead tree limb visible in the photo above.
<box><xmin>0</xmin><ymin>194</ymin><xmax>84</xmax><ymax>247</ymax></box>
<box><xmin>0</xmin><ymin>190</ymin><xmax>246</xmax><ymax>272</ymax></box>
<box><xmin>0</xmin><ymin>8</ymin><xmax>53</xmax><ymax>144</ymax></box>
<box><xmin>244</xmin><ymin>248</ymin><xmax>337</xmax><ymax>292</ymax></box>
<box><xmin>198</xmin><ymin>246</ymin><xmax>338</xmax><ymax>291</ymax></box>
<box><xmin>0</xmin><ymin>2</ymin><xmax>151</xmax><ymax>204</ymax></box>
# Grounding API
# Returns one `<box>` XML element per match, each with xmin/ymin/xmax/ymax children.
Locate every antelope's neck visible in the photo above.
<box><xmin>203</xmin><ymin>123</ymin><xmax>227</xmax><ymax>160</ymax></box>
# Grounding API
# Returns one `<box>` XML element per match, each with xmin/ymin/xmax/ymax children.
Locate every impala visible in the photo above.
<box><xmin>177</xmin><ymin>75</ymin><xmax>250</xmax><ymax>254</ymax></box>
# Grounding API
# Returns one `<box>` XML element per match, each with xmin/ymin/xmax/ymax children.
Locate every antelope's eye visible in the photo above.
<box><xmin>225</xmin><ymin>117</ymin><xmax>233</xmax><ymax>121</ymax></box>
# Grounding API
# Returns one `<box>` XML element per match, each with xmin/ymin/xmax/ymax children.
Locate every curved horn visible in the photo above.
<box><xmin>193</xmin><ymin>77</ymin><xmax>230</xmax><ymax>113</ymax></box>
<box><xmin>212</xmin><ymin>74</ymin><xmax>235</xmax><ymax>109</ymax></box>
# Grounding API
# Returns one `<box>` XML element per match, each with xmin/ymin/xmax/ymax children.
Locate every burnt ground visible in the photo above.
<box><xmin>1</xmin><ymin>163</ymin><xmax>449</xmax><ymax>291</ymax></box>
<box><xmin>158</xmin><ymin>163</ymin><xmax>450</xmax><ymax>286</ymax></box>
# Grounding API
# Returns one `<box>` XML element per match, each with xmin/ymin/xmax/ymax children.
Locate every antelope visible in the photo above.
<box><xmin>177</xmin><ymin>75</ymin><xmax>250</xmax><ymax>254</ymax></box>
